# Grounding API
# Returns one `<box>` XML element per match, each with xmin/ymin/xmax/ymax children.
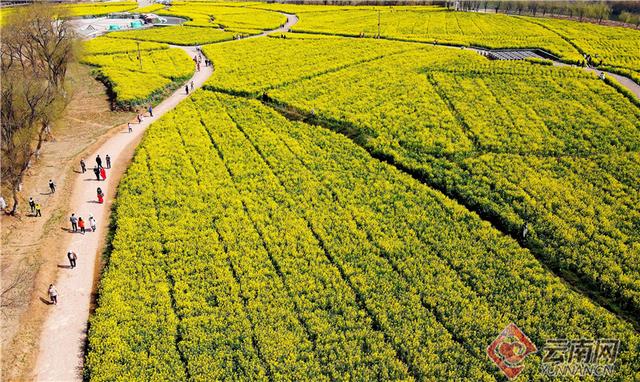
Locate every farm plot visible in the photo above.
<box><xmin>157</xmin><ymin>2</ymin><xmax>287</xmax><ymax>33</ymax></box>
<box><xmin>109</xmin><ymin>26</ymin><xmax>236</xmax><ymax>45</ymax></box>
<box><xmin>281</xmin><ymin>6</ymin><xmax>582</xmax><ymax>62</ymax></box>
<box><xmin>86</xmin><ymin>90</ymin><xmax>640</xmax><ymax>381</ymax></box>
<box><xmin>526</xmin><ymin>16</ymin><xmax>640</xmax><ymax>78</ymax></box>
<box><xmin>82</xmin><ymin>36</ymin><xmax>169</xmax><ymax>55</ymax></box>
<box><xmin>202</xmin><ymin>36</ymin><xmax>427</xmax><ymax>95</ymax></box>
<box><xmin>210</xmin><ymin>44</ymin><xmax>640</xmax><ymax>315</ymax></box>
<box><xmin>81</xmin><ymin>48</ymin><xmax>193</xmax><ymax>107</ymax></box>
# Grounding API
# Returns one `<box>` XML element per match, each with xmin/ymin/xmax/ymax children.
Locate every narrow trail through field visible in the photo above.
<box><xmin>33</xmin><ymin>14</ymin><xmax>297</xmax><ymax>381</ymax></box>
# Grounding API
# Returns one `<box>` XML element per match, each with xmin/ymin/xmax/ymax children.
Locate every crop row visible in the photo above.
<box><xmin>87</xmin><ymin>90</ymin><xmax>640</xmax><ymax>380</ymax></box>
<box><xmin>202</xmin><ymin>36</ymin><xmax>425</xmax><ymax>95</ymax></box>
<box><xmin>214</xmin><ymin>92</ymin><xmax>640</xmax><ymax>380</ymax></box>
<box><xmin>258</xmin><ymin>4</ymin><xmax>639</xmax><ymax>73</ymax></box>
<box><xmin>250</xmin><ymin>44</ymin><xmax>640</xmax><ymax>314</ymax></box>
<box><xmin>282</xmin><ymin>7</ymin><xmax>582</xmax><ymax>62</ymax></box>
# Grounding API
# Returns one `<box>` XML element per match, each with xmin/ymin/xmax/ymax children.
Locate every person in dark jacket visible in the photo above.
<box><xmin>67</xmin><ymin>251</ymin><xmax>77</xmax><ymax>268</ymax></box>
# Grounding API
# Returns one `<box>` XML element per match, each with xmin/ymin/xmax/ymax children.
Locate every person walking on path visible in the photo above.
<box><xmin>96</xmin><ymin>155</ymin><xmax>102</xmax><ymax>168</ymax></box>
<box><xmin>29</xmin><ymin>197</ymin><xmax>36</xmax><ymax>214</ymax></box>
<box><xmin>128</xmin><ymin>122</ymin><xmax>133</xmax><ymax>133</ymax></box>
<box><xmin>97</xmin><ymin>187</ymin><xmax>104</xmax><ymax>204</ymax></box>
<box><xmin>70</xmin><ymin>213</ymin><xmax>78</xmax><ymax>232</ymax></box>
<box><xmin>190</xmin><ymin>80</ymin><xmax>194</xmax><ymax>92</ymax></box>
<box><xmin>48</xmin><ymin>180</ymin><xmax>56</xmax><ymax>194</ymax></box>
<box><xmin>185</xmin><ymin>84</ymin><xmax>189</xmax><ymax>95</ymax></box>
<box><xmin>80</xmin><ymin>159</ymin><xmax>86</xmax><ymax>173</ymax></box>
<box><xmin>48</xmin><ymin>284</ymin><xmax>58</xmax><ymax>305</ymax></box>
<box><xmin>78</xmin><ymin>217</ymin><xmax>86</xmax><ymax>235</ymax></box>
<box><xmin>35</xmin><ymin>202</ymin><xmax>42</xmax><ymax>217</ymax></box>
<box><xmin>106</xmin><ymin>154</ymin><xmax>111</xmax><ymax>169</ymax></box>
<box><xmin>93</xmin><ymin>166</ymin><xmax>100</xmax><ymax>181</ymax></box>
<box><xmin>148</xmin><ymin>105</ymin><xmax>153</xmax><ymax>117</ymax></box>
<box><xmin>100</xmin><ymin>167</ymin><xmax>107</xmax><ymax>181</ymax></box>
<box><xmin>89</xmin><ymin>214</ymin><xmax>96</xmax><ymax>232</ymax></box>
<box><xmin>67</xmin><ymin>251</ymin><xmax>77</xmax><ymax>269</ymax></box>
<box><xmin>137</xmin><ymin>114</ymin><xmax>142</xmax><ymax>124</ymax></box>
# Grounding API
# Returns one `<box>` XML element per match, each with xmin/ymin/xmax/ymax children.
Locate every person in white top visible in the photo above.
<box><xmin>48</xmin><ymin>284</ymin><xmax>59</xmax><ymax>305</ymax></box>
<box><xmin>89</xmin><ymin>215</ymin><xmax>97</xmax><ymax>232</ymax></box>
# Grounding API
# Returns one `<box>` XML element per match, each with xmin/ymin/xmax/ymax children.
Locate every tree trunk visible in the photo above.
<box><xmin>10</xmin><ymin>186</ymin><xmax>19</xmax><ymax>215</ymax></box>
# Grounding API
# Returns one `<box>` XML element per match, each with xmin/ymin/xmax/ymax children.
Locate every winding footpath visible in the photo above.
<box><xmin>33</xmin><ymin>13</ymin><xmax>298</xmax><ymax>381</ymax></box>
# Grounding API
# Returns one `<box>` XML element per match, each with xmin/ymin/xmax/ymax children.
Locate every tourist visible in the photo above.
<box><xmin>70</xmin><ymin>213</ymin><xmax>78</xmax><ymax>232</ymax></box>
<box><xmin>106</xmin><ymin>154</ymin><xmax>111</xmax><ymax>169</ymax></box>
<box><xmin>96</xmin><ymin>154</ymin><xmax>102</xmax><ymax>168</ymax></box>
<box><xmin>190</xmin><ymin>80</ymin><xmax>194</xmax><ymax>92</ymax></box>
<box><xmin>128</xmin><ymin>122</ymin><xmax>133</xmax><ymax>133</ymax></box>
<box><xmin>93</xmin><ymin>166</ymin><xmax>100</xmax><ymax>181</ymax></box>
<box><xmin>48</xmin><ymin>284</ymin><xmax>58</xmax><ymax>305</ymax></box>
<box><xmin>137</xmin><ymin>113</ymin><xmax>143</xmax><ymax>124</ymax></box>
<box><xmin>185</xmin><ymin>84</ymin><xmax>189</xmax><ymax>95</ymax></box>
<box><xmin>67</xmin><ymin>251</ymin><xmax>77</xmax><ymax>269</ymax></box>
<box><xmin>89</xmin><ymin>214</ymin><xmax>96</xmax><ymax>232</ymax></box>
<box><xmin>48</xmin><ymin>179</ymin><xmax>56</xmax><ymax>194</ymax></box>
<box><xmin>80</xmin><ymin>159</ymin><xmax>86</xmax><ymax>173</ymax></box>
<box><xmin>97</xmin><ymin>187</ymin><xmax>104</xmax><ymax>204</ymax></box>
<box><xmin>100</xmin><ymin>166</ymin><xmax>107</xmax><ymax>181</ymax></box>
<box><xmin>78</xmin><ymin>217</ymin><xmax>85</xmax><ymax>234</ymax></box>
<box><xmin>29</xmin><ymin>197</ymin><xmax>36</xmax><ymax>214</ymax></box>
<box><xmin>522</xmin><ymin>222</ymin><xmax>528</xmax><ymax>240</ymax></box>
<box><xmin>35</xmin><ymin>202</ymin><xmax>42</xmax><ymax>217</ymax></box>
<box><xmin>148</xmin><ymin>105</ymin><xmax>153</xmax><ymax>117</ymax></box>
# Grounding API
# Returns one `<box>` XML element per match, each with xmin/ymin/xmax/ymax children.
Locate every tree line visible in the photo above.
<box><xmin>1</xmin><ymin>4</ymin><xmax>77</xmax><ymax>215</ymax></box>
<box><xmin>445</xmin><ymin>1</ymin><xmax>640</xmax><ymax>27</ymax></box>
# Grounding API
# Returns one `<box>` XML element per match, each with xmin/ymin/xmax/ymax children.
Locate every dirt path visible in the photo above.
<box><xmin>32</xmin><ymin>14</ymin><xmax>298</xmax><ymax>381</ymax></box>
<box><xmin>586</xmin><ymin>67</ymin><xmax>640</xmax><ymax>98</ymax></box>
<box><xmin>0</xmin><ymin>63</ymin><xmax>134</xmax><ymax>381</ymax></box>
<box><xmin>32</xmin><ymin>46</ymin><xmax>211</xmax><ymax>382</ymax></box>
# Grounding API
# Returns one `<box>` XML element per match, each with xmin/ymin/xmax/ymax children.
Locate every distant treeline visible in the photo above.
<box><xmin>269</xmin><ymin>0</ymin><xmax>640</xmax><ymax>26</ymax></box>
<box><xmin>268</xmin><ymin>0</ymin><xmax>439</xmax><ymax>5</ymax></box>
<box><xmin>447</xmin><ymin>1</ymin><xmax>640</xmax><ymax>26</ymax></box>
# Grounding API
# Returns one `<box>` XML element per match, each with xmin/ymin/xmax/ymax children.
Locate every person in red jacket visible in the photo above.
<box><xmin>97</xmin><ymin>187</ymin><xmax>104</xmax><ymax>204</ymax></box>
<box><xmin>78</xmin><ymin>217</ymin><xmax>85</xmax><ymax>235</ymax></box>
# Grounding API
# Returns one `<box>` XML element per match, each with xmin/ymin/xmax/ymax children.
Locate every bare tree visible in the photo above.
<box><xmin>0</xmin><ymin>265</ymin><xmax>30</xmax><ymax>312</ymax></box>
<box><xmin>0</xmin><ymin>4</ymin><xmax>77</xmax><ymax>215</ymax></box>
<box><xmin>529</xmin><ymin>0</ymin><xmax>538</xmax><ymax>16</ymax></box>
